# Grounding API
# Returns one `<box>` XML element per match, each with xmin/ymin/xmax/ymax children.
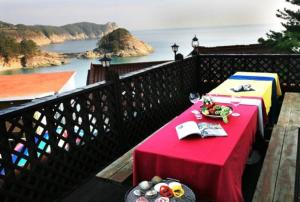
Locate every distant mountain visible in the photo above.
<box><xmin>0</xmin><ymin>21</ymin><xmax>118</xmax><ymax>46</ymax></box>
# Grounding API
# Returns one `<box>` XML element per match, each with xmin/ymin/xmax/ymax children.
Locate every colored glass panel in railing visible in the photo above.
<box><xmin>12</xmin><ymin>144</ymin><xmax>28</xmax><ymax>167</ymax></box>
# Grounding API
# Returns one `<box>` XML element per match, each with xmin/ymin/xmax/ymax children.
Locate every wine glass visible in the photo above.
<box><xmin>189</xmin><ymin>92</ymin><xmax>200</xmax><ymax>104</ymax></box>
<box><xmin>230</xmin><ymin>95</ymin><xmax>241</xmax><ymax>117</ymax></box>
<box><xmin>189</xmin><ymin>92</ymin><xmax>202</xmax><ymax>120</ymax></box>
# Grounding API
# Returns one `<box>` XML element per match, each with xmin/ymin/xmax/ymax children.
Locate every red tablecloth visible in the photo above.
<box><xmin>133</xmin><ymin>102</ymin><xmax>258</xmax><ymax>202</ymax></box>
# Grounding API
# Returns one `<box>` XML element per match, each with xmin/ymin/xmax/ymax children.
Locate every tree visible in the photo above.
<box><xmin>258</xmin><ymin>0</ymin><xmax>300</xmax><ymax>53</ymax></box>
<box><xmin>20</xmin><ymin>39</ymin><xmax>38</xmax><ymax>56</ymax></box>
<box><xmin>0</xmin><ymin>34</ymin><xmax>38</xmax><ymax>63</ymax></box>
<box><xmin>97</xmin><ymin>28</ymin><xmax>130</xmax><ymax>52</ymax></box>
<box><xmin>0</xmin><ymin>33</ymin><xmax>20</xmax><ymax>61</ymax></box>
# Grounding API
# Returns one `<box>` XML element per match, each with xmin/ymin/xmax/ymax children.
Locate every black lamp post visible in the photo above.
<box><xmin>99</xmin><ymin>54</ymin><xmax>112</xmax><ymax>68</ymax></box>
<box><xmin>192</xmin><ymin>35</ymin><xmax>199</xmax><ymax>55</ymax></box>
<box><xmin>171</xmin><ymin>43</ymin><xmax>179</xmax><ymax>60</ymax></box>
<box><xmin>99</xmin><ymin>54</ymin><xmax>116</xmax><ymax>81</ymax></box>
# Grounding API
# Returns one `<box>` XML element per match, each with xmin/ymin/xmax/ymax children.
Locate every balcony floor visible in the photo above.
<box><xmin>242</xmin><ymin>132</ymin><xmax>268</xmax><ymax>202</ymax></box>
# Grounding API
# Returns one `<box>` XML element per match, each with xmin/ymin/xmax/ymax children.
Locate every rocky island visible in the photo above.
<box><xmin>0</xmin><ymin>21</ymin><xmax>154</xmax><ymax>69</ymax></box>
<box><xmin>0</xmin><ymin>20</ymin><xmax>118</xmax><ymax>70</ymax></box>
<box><xmin>81</xmin><ymin>28</ymin><xmax>153</xmax><ymax>58</ymax></box>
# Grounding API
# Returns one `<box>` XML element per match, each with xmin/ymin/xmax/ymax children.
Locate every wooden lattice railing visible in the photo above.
<box><xmin>0</xmin><ymin>58</ymin><xmax>196</xmax><ymax>202</ymax></box>
<box><xmin>87</xmin><ymin>60</ymin><xmax>169</xmax><ymax>84</ymax></box>
<box><xmin>196</xmin><ymin>54</ymin><xmax>300</xmax><ymax>93</ymax></box>
<box><xmin>0</xmin><ymin>82</ymin><xmax>122</xmax><ymax>201</ymax></box>
<box><xmin>0</xmin><ymin>54</ymin><xmax>299</xmax><ymax>201</ymax></box>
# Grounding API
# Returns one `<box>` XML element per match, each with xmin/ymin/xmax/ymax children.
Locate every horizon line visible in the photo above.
<box><xmin>1</xmin><ymin>19</ymin><xmax>281</xmax><ymax>33</ymax></box>
<box><xmin>130</xmin><ymin>23</ymin><xmax>281</xmax><ymax>32</ymax></box>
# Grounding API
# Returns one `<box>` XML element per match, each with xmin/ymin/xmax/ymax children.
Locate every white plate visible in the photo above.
<box><xmin>201</xmin><ymin>106</ymin><xmax>232</xmax><ymax>119</ymax></box>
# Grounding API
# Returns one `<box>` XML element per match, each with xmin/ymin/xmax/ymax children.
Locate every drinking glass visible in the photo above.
<box><xmin>189</xmin><ymin>92</ymin><xmax>200</xmax><ymax>104</ymax></box>
<box><xmin>230</xmin><ymin>95</ymin><xmax>241</xmax><ymax>117</ymax></box>
<box><xmin>189</xmin><ymin>92</ymin><xmax>202</xmax><ymax>120</ymax></box>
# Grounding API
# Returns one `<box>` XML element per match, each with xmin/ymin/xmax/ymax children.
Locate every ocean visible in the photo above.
<box><xmin>0</xmin><ymin>24</ymin><xmax>279</xmax><ymax>88</ymax></box>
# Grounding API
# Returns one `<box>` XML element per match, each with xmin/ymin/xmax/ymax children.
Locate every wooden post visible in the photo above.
<box><xmin>178</xmin><ymin>61</ymin><xmax>187</xmax><ymax>109</ymax></box>
<box><xmin>44</xmin><ymin>106</ymin><xmax>59</xmax><ymax>155</ymax></box>
<box><xmin>23</xmin><ymin>112</ymin><xmax>38</xmax><ymax>161</ymax></box>
<box><xmin>195</xmin><ymin>55</ymin><xmax>201</xmax><ymax>94</ymax></box>
<box><xmin>104</xmin><ymin>68</ymin><xmax>126</xmax><ymax>151</ymax></box>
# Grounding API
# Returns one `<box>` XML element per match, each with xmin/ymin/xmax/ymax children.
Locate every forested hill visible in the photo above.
<box><xmin>0</xmin><ymin>21</ymin><xmax>118</xmax><ymax>45</ymax></box>
<box><xmin>96</xmin><ymin>28</ymin><xmax>153</xmax><ymax>57</ymax></box>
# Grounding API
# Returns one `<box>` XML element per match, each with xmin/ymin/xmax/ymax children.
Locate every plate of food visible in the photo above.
<box><xmin>201</xmin><ymin>96</ymin><xmax>232</xmax><ymax>123</ymax></box>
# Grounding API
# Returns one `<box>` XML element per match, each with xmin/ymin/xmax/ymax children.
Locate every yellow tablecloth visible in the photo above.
<box><xmin>210</xmin><ymin>72</ymin><xmax>282</xmax><ymax>114</ymax></box>
<box><xmin>209</xmin><ymin>79</ymin><xmax>273</xmax><ymax>114</ymax></box>
<box><xmin>233</xmin><ymin>72</ymin><xmax>282</xmax><ymax>96</ymax></box>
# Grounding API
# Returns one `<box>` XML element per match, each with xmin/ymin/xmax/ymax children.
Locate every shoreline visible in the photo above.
<box><xmin>0</xmin><ymin>51</ymin><xmax>70</xmax><ymax>72</ymax></box>
<box><xmin>0</xmin><ymin>63</ymin><xmax>70</xmax><ymax>73</ymax></box>
<box><xmin>0</xmin><ymin>61</ymin><xmax>71</xmax><ymax>72</ymax></box>
<box><xmin>0</xmin><ymin>66</ymin><xmax>24</xmax><ymax>72</ymax></box>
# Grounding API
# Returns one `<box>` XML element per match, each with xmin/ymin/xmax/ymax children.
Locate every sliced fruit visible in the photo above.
<box><xmin>202</xmin><ymin>109</ymin><xmax>209</xmax><ymax>115</ymax></box>
<box><xmin>208</xmin><ymin>108</ymin><xmax>216</xmax><ymax>115</ymax></box>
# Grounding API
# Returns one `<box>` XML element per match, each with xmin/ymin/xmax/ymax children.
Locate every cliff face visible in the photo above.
<box><xmin>115</xmin><ymin>35</ymin><xmax>154</xmax><ymax>57</ymax></box>
<box><xmin>0</xmin><ymin>57</ymin><xmax>23</xmax><ymax>69</ymax></box>
<box><xmin>96</xmin><ymin>28</ymin><xmax>153</xmax><ymax>57</ymax></box>
<box><xmin>0</xmin><ymin>52</ymin><xmax>69</xmax><ymax>70</ymax></box>
<box><xmin>0</xmin><ymin>21</ymin><xmax>118</xmax><ymax>46</ymax></box>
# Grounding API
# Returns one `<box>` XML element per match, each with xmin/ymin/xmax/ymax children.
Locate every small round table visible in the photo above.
<box><xmin>125</xmin><ymin>180</ymin><xmax>196</xmax><ymax>202</ymax></box>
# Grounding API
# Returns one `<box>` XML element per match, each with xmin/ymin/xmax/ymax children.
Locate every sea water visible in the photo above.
<box><xmin>0</xmin><ymin>24</ymin><xmax>280</xmax><ymax>88</ymax></box>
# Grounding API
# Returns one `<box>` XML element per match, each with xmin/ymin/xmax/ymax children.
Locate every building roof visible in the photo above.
<box><xmin>193</xmin><ymin>44</ymin><xmax>277</xmax><ymax>54</ymax></box>
<box><xmin>0</xmin><ymin>71</ymin><xmax>75</xmax><ymax>101</ymax></box>
<box><xmin>87</xmin><ymin>61</ymin><xmax>168</xmax><ymax>85</ymax></box>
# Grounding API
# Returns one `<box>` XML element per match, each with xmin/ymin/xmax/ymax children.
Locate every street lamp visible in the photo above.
<box><xmin>192</xmin><ymin>35</ymin><xmax>199</xmax><ymax>48</ymax></box>
<box><xmin>192</xmin><ymin>35</ymin><xmax>199</xmax><ymax>55</ymax></box>
<box><xmin>171</xmin><ymin>43</ymin><xmax>179</xmax><ymax>59</ymax></box>
<box><xmin>99</xmin><ymin>54</ymin><xmax>112</xmax><ymax>68</ymax></box>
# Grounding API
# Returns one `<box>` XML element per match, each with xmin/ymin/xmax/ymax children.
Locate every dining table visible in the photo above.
<box><xmin>210</xmin><ymin>79</ymin><xmax>272</xmax><ymax>113</ymax></box>
<box><xmin>133</xmin><ymin>72</ymin><xmax>282</xmax><ymax>202</ymax></box>
<box><xmin>133</xmin><ymin>101</ymin><xmax>258</xmax><ymax>202</ymax></box>
<box><xmin>209</xmin><ymin>72</ymin><xmax>282</xmax><ymax>137</ymax></box>
<box><xmin>209</xmin><ymin>72</ymin><xmax>282</xmax><ymax>118</ymax></box>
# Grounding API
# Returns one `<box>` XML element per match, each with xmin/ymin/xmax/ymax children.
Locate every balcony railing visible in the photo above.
<box><xmin>87</xmin><ymin>60</ymin><xmax>169</xmax><ymax>85</ymax></box>
<box><xmin>0</xmin><ymin>54</ymin><xmax>299</xmax><ymax>201</ymax></box>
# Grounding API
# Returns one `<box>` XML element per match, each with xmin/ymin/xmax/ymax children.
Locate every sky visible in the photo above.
<box><xmin>0</xmin><ymin>0</ymin><xmax>289</xmax><ymax>30</ymax></box>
